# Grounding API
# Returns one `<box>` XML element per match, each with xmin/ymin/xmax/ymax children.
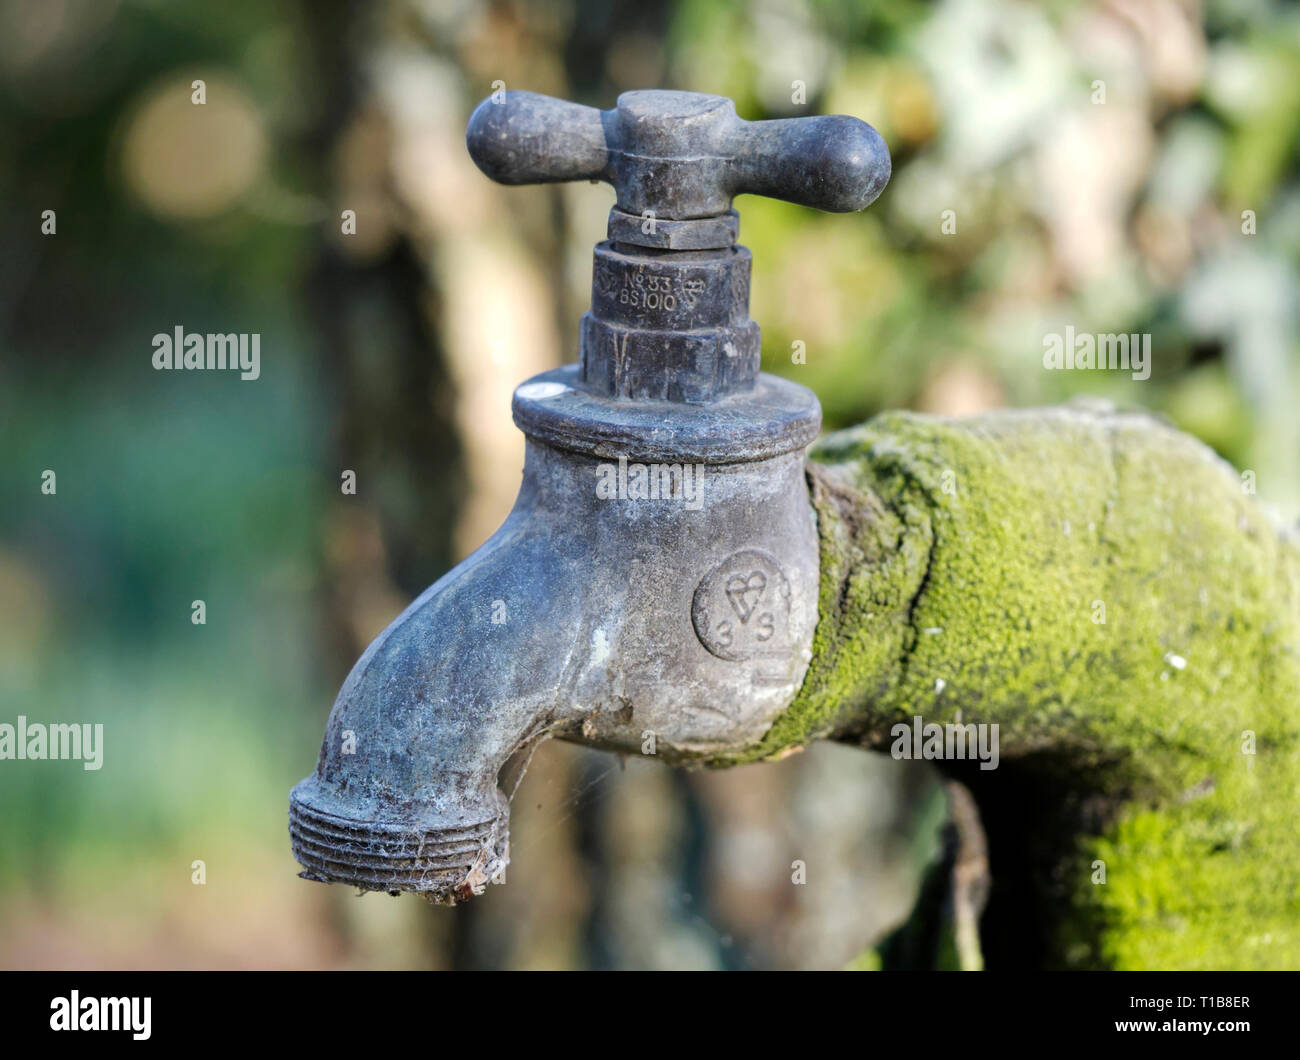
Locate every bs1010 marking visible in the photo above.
<box><xmin>594</xmin><ymin>260</ymin><xmax>711</xmax><ymax>316</ymax></box>
<box><xmin>691</xmin><ymin>548</ymin><xmax>793</xmax><ymax>661</ymax></box>
<box><xmin>617</xmin><ymin>272</ymin><xmax>677</xmax><ymax>310</ymax></box>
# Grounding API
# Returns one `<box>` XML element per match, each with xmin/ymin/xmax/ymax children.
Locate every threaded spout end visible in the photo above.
<box><xmin>289</xmin><ymin>791</ymin><xmax>509</xmax><ymax>905</ymax></box>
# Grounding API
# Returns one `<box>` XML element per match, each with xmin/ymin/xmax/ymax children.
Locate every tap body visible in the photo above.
<box><xmin>290</xmin><ymin>366</ymin><xmax>819</xmax><ymax>900</ymax></box>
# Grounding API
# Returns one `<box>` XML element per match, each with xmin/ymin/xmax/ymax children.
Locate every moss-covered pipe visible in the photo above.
<box><xmin>714</xmin><ymin>401</ymin><xmax>1300</xmax><ymax>969</ymax></box>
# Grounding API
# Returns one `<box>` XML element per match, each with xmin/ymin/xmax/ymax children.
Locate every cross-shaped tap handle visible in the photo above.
<box><xmin>467</xmin><ymin>89</ymin><xmax>890</xmax><ymax>221</ymax></box>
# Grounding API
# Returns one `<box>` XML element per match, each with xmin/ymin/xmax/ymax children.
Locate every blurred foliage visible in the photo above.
<box><xmin>0</xmin><ymin>0</ymin><xmax>1296</xmax><ymax>968</ymax></box>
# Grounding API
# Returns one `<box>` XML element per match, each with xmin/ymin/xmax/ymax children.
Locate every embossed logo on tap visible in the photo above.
<box><xmin>692</xmin><ymin>549</ymin><xmax>793</xmax><ymax>662</ymax></box>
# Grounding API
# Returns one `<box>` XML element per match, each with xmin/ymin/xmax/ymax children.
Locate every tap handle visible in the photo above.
<box><xmin>466</xmin><ymin>89</ymin><xmax>890</xmax><ymax>221</ymax></box>
<box><xmin>466</xmin><ymin>91</ymin><xmax>609</xmax><ymax>188</ymax></box>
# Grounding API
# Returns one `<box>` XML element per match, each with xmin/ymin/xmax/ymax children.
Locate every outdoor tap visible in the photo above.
<box><xmin>289</xmin><ymin>89</ymin><xmax>891</xmax><ymax>903</ymax></box>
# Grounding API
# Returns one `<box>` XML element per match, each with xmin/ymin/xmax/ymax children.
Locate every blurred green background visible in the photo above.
<box><xmin>1</xmin><ymin>0</ymin><xmax>1296</xmax><ymax>968</ymax></box>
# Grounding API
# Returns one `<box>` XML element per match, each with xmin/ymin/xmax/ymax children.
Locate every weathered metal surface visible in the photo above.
<box><xmin>290</xmin><ymin>439</ymin><xmax>819</xmax><ymax>899</ymax></box>
<box><xmin>290</xmin><ymin>88</ymin><xmax>891</xmax><ymax>902</ymax></box>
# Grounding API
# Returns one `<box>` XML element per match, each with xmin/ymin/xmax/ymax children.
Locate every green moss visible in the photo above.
<box><xmin>727</xmin><ymin>401</ymin><xmax>1300</xmax><ymax>967</ymax></box>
